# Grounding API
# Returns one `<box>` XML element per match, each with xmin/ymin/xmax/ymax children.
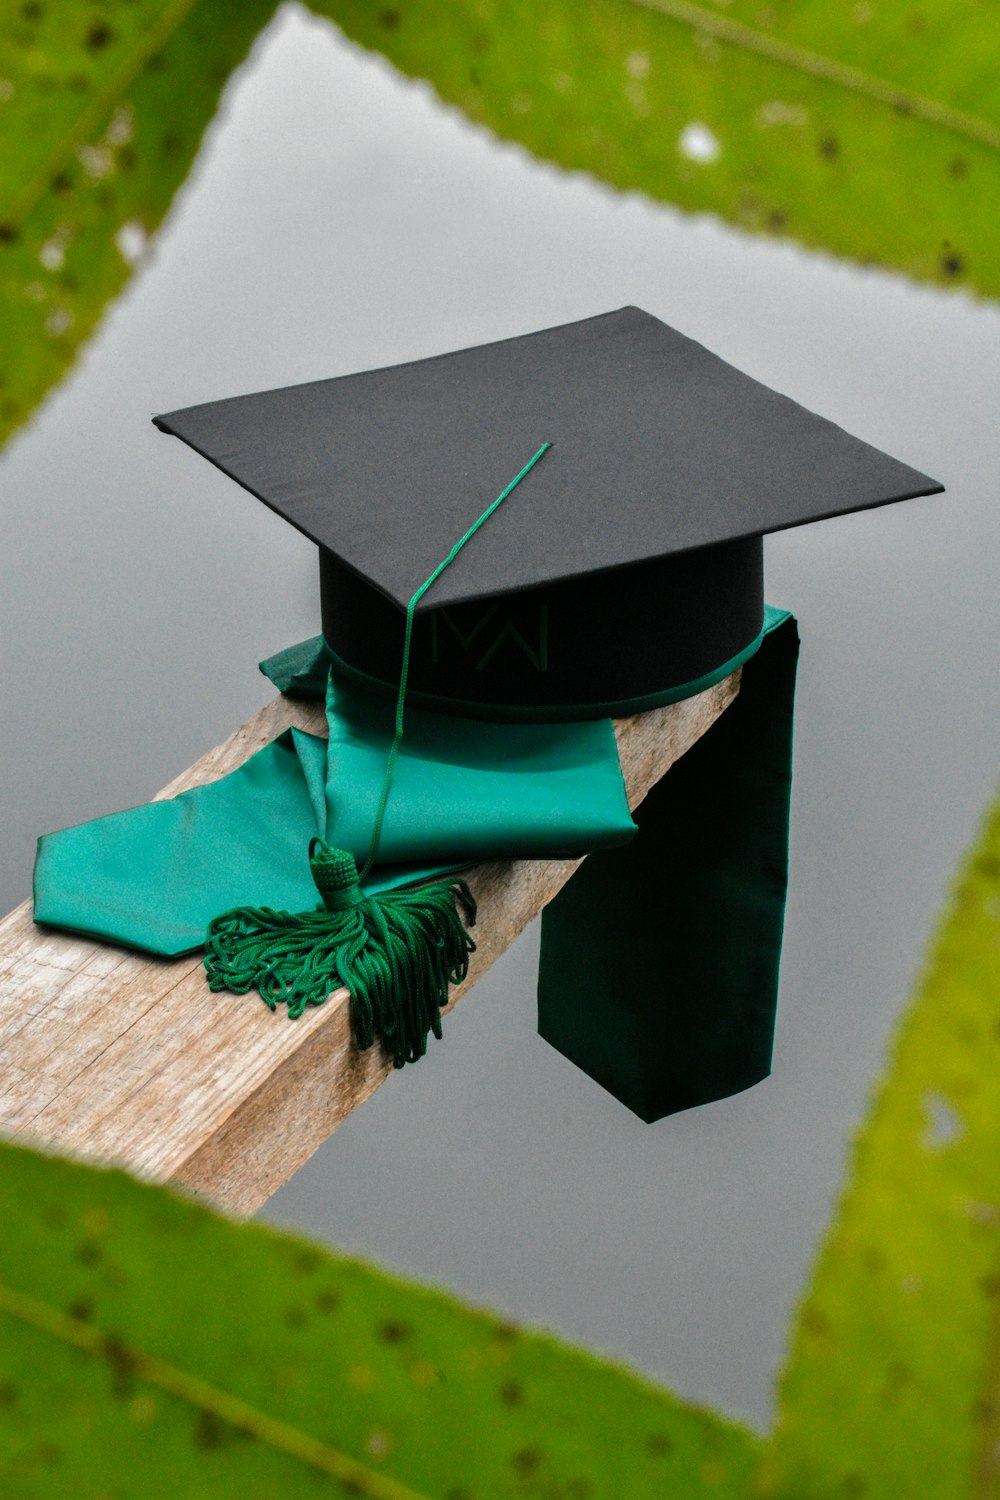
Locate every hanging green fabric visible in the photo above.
<box><xmin>538</xmin><ymin>610</ymin><xmax>798</xmax><ymax>1121</ymax></box>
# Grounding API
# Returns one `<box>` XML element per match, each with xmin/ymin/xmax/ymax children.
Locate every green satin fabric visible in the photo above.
<box><xmin>322</xmin><ymin>672</ymin><xmax>633</xmax><ymax>866</ymax></box>
<box><xmin>33</xmin><ymin>671</ymin><xmax>635</xmax><ymax>957</ymax></box>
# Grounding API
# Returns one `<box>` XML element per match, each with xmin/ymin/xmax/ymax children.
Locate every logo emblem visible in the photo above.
<box><xmin>429</xmin><ymin>604</ymin><xmax>548</xmax><ymax>673</ymax></box>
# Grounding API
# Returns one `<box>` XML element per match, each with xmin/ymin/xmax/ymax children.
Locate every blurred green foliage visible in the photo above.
<box><xmin>0</xmin><ymin>0</ymin><xmax>275</xmax><ymax>449</ymax></box>
<box><xmin>0</xmin><ymin>1139</ymin><xmax>756</xmax><ymax>1498</ymax></box>
<box><xmin>758</xmin><ymin>788</ymin><xmax>1000</xmax><ymax>1498</ymax></box>
<box><xmin>2</xmin><ymin>0</ymin><xmax>999</xmax><ymax>450</ymax></box>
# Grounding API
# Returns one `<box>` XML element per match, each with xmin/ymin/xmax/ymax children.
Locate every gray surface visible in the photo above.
<box><xmin>2</xmin><ymin>2</ymin><xmax>998</xmax><ymax>1432</ymax></box>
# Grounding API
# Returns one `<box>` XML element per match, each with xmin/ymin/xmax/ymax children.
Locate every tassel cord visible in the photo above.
<box><xmin>358</xmin><ymin>441</ymin><xmax>552</xmax><ymax>882</ymax></box>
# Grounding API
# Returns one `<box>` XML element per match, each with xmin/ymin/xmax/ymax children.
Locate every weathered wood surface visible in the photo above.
<box><xmin>0</xmin><ymin>673</ymin><xmax>739</xmax><ymax>1218</ymax></box>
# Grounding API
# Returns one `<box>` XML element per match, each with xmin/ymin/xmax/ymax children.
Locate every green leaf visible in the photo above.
<box><xmin>758</xmin><ymin>788</ymin><xmax>1000</xmax><ymax>1498</ymax></box>
<box><xmin>312</xmin><ymin>0</ymin><xmax>1000</xmax><ymax>300</ymax></box>
<box><xmin>0</xmin><ymin>0</ymin><xmax>276</xmax><ymax>450</ymax></box>
<box><xmin>0</xmin><ymin>1141</ymin><xmax>757</xmax><ymax>1498</ymax></box>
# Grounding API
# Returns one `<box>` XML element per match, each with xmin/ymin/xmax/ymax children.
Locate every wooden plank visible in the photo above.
<box><xmin>0</xmin><ymin>674</ymin><xmax>740</xmax><ymax>1217</ymax></box>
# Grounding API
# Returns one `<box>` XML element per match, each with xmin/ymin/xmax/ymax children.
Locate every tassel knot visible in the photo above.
<box><xmin>204</xmin><ymin>840</ymin><xmax>476</xmax><ymax>1067</ymax></box>
<box><xmin>310</xmin><ymin>840</ymin><xmax>367</xmax><ymax>911</ymax></box>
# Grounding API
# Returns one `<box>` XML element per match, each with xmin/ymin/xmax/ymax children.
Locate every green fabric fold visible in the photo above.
<box><xmin>33</xmin><ymin>671</ymin><xmax>636</xmax><ymax>958</ymax></box>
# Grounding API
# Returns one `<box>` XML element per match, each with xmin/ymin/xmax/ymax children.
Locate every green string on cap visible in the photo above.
<box><xmin>204</xmin><ymin>441</ymin><xmax>552</xmax><ymax>1067</ymax></box>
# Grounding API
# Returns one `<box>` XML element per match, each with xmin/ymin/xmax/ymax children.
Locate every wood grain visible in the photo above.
<box><xmin>0</xmin><ymin>675</ymin><xmax>739</xmax><ymax>1217</ymax></box>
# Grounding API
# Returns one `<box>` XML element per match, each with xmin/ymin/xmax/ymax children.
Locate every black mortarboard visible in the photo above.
<box><xmin>153</xmin><ymin>306</ymin><xmax>942</xmax><ymax>719</ymax></box>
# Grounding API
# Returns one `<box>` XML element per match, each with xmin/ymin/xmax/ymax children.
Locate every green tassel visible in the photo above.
<box><xmin>204</xmin><ymin>839</ymin><xmax>477</xmax><ymax>1067</ymax></box>
<box><xmin>204</xmin><ymin>445</ymin><xmax>548</xmax><ymax>1068</ymax></box>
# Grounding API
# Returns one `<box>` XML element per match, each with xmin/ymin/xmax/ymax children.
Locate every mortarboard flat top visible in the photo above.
<box><xmin>153</xmin><ymin>306</ymin><xmax>942</xmax><ymax>614</ymax></box>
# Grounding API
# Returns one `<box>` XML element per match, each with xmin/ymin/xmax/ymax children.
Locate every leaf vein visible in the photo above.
<box><xmin>626</xmin><ymin>0</ymin><xmax>1000</xmax><ymax>155</ymax></box>
<box><xmin>0</xmin><ymin>1278</ymin><xmax>429</xmax><ymax>1500</ymax></box>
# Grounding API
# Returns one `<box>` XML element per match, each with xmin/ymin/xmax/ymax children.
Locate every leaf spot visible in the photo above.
<box><xmin>499</xmin><ymin>1379</ymin><xmax>523</xmax><ymax>1406</ymax></box>
<box><xmin>84</xmin><ymin>22</ymin><xmax>115</xmax><ymax>49</ymax></box>
<box><xmin>800</xmin><ymin>1303</ymin><xmax>831</xmax><ymax>1338</ymax></box>
<box><xmin>678</xmin><ymin>122</ymin><xmax>721</xmax><ymax>163</ymax></box>
<box><xmin>106</xmin><ymin>105</ymin><xmax>134</xmax><ymax>148</ymax></box>
<box><xmin>963</xmin><ymin>1199</ymin><xmax>1000</xmax><ymax>1226</ymax></box>
<box><xmin>923</xmin><ymin>1091</ymin><xmax>964</xmax><ymax>1147</ymax></box>
<box><xmin>755</xmin><ymin>100</ymin><xmax>807</xmax><ymax>127</ymax></box>
<box><xmin>194</xmin><ymin>1409</ymin><xmax>226</xmax><ymax>1450</ymax></box>
<box><xmin>349</xmin><ymin>1363</ymin><xmax>376</xmax><ymax>1391</ymax></box>
<box><xmin>512</xmin><ymin>1445</ymin><xmax>543</xmax><ymax>1474</ymax></box>
<box><xmin>115</xmin><ymin>220</ymin><xmax>148</xmax><ymax>266</ymax></box>
<box><xmin>39</xmin><ymin>238</ymin><xmax>65</xmax><ymax>271</ymax></box>
<box><xmin>77</xmin><ymin>143</ymin><xmax>114</xmax><ymax>180</ymax></box>
<box><xmin>626</xmin><ymin>50</ymin><xmax>651</xmax><ymax>79</ymax></box>
<box><xmin>366</xmin><ymin>1429</ymin><xmax>393</xmax><ymax>1460</ymax></box>
<box><xmin>378</xmin><ymin>1319</ymin><xmax>411</xmax><ymax>1345</ymax></box>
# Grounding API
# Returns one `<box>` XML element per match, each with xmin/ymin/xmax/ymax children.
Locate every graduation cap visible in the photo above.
<box><xmin>33</xmin><ymin>308</ymin><xmax>942</xmax><ymax>1121</ymax></box>
<box><xmin>154</xmin><ymin>305</ymin><xmax>940</xmax><ymax>720</ymax></box>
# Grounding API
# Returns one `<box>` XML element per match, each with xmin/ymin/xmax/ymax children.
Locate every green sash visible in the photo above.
<box><xmin>538</xmin><ymin>614</ymin><xmax>798</xmax><ymax>1120</ymax></box>
<box><xmin>32</xmin><ymin>608</ymin><xmax>797</xmax><ymax>1121</ymax></box>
